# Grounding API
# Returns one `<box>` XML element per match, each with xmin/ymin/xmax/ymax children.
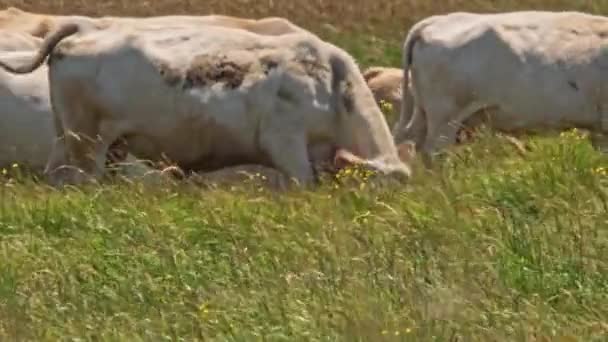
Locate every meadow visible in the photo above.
<box><xmin>0</xmin><ymin>0</ymin><xmax>607</xmax><ymax>340</ymax></box>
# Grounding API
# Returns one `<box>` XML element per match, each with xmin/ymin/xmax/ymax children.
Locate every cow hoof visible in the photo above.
<box><xmin>45</xmin><ymin>165</ymin><xmax>96</xmax><ymax>187</ymax></box>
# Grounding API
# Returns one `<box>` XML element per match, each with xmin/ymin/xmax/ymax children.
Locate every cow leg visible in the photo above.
<box><xmin>64</xmin><ymin>130</ymin><xmax>105</xmax><ymax>183</ymax></box>
<box><xmin>392</xmin><ymin>85</ymin><xmax>416</xmax><ymax>140</ymax></box>
<box><xmin>420</xmin><ymin>121</ymin><xmax>460</xmax><ymax>168</ymax></box>
<box><xmin>45</xmin><ymin>136</ymin><xmax>70</xmax><ymax>183</ymax></box>
<box><xmin>590</xmin><ymin>132</ymin><xmax>608</xmax><ymax>154</ymax></box>
<box><xmin>421</xmin><ymin>101</ymin><xmax>481</xmax><ymax>168</ymax></box>
<box><xmin>259</xmin><ymin>132</ymin><xmax>315</xmax><ymax>187</ymax></box>
<box><xmin>55</xmin><ymin>103</ymin><xmax>107</xmax><ymax>185</ymax></box>
<box><xmin>393</xmin><ymin>103</ymin><xmax>426</xmax><ymax>148</ymax></box>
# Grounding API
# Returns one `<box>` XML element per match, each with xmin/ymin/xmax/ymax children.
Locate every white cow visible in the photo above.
<box><xmin>0</xmin><ymin>6</ymin><xmax>309</xmax><ymax>38</ymax></box>
<box><xmin>394</xmin><ymin>11</ymin><xmax>608</xmax><ymax>165</ymax></box>
<box><xmin>0</xmin><ymin>7</ymin><xmax>319</xmax><ymax>183</ymax></box>
<box><xmin>0</xmin><ymin>24</ymin><xmax>414</xmax><ymax>187</ymax></box>
<box><xmin>0</xmin><ymin>49</ymin><xmax>152</xmax><ymax>175</ymax></box>
<box><xmin>0</xmin><ymin>32</ymin><xmax>48</xmax><ymax>171</ymax></box>
<box><xmin>0</xmin><ymin>29</ymin><xmax>155</xmax><ymax>176</ymax></box>
<box><xmin>0</xmin><ymin>29</ymin><xmax>41</xmax><ymax>50</ymax></box>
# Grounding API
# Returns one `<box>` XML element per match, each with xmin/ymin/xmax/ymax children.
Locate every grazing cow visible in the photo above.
<box><xmin>0</xmin><ymin>6</ymin><xmax>308</xmax><ymax>38</ymax></box>
<box><xmin>0</xmin><ymin>24</ymin><xmax>414</xmax><ymax>187</ymax></box>
<box><xmin>394</xmin><ymin>11</ymin><xmax>608</xmax><ymax>165</ymax></box>
<box><xmin>0</xmin><ymin>49</ymin><xmax>291</xmax><ymax>186</ymax></box>
<box><xmin>0</xmin><ymin>6</ymin><xmax>315</xmax><ymax>182</ymax></box>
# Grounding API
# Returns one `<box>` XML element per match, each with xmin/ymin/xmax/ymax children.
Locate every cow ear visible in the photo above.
<box><xmin>397</xmin><ymin>140</ymin><xmax>416</xmax><ymax>163</ymax></box>
<box><xmin>333</xmin><ymin>148</ymin><xmax>364</xmax><ymax>170</ymax></box>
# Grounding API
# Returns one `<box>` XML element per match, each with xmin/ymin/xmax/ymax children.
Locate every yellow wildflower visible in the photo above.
<box><xmin>379</xmin><ymin>99</ymin><xmax>393</xmax><ymax>113</ymax></box>
<box><xmin>594</xmin><ymin>167</ymin><xmax>607</xmax><ymax>176</ymax></box>
<box><xmin>198</xmin><ymin>303</ymin><xmax>210</xmax><ymax>318</ymax></box>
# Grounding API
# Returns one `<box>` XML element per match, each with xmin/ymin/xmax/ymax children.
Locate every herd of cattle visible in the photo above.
<box><xmin>0</xmin><ymin>7</ymin><xmax>606</xmax><ymax>189</ymax></box>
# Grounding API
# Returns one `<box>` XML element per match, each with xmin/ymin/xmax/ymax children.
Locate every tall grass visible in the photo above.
<box><xmin>1</xmin><ymin>130</ymin><xmax>606</xmax><ymax>340</ymax></box>
<box><xmin>0</xmin><ymin>0</ymin><xmax>607</xmax><ymax>340</ymax></box>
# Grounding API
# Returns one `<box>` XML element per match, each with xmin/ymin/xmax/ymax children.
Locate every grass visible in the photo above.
<box><xmin>0</xmin><ymin>0</ymin><xmax>607</xmax><ymax>340</ymax></box>
<box><xmin>1</xmin><ymin>130</ymin><xmax>607</xmax><ymax>341</ymax></box>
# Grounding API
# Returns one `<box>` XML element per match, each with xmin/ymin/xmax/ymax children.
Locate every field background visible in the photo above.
<box><xmin>0</xmin><ymin>0</ymin><xmax>608</xmax><ymax>341</ymax></box>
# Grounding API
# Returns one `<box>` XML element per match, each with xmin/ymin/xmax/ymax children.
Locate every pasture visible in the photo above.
<box><xmin>0</xmin><ymin>0</ymin><xmax>607</xmax><ymax>340</ymax></box>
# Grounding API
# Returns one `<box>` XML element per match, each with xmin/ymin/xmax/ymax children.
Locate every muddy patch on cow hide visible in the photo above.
<box><xmin>183</xmin><ymin>53</ymin><xmax>253</xmax><ymax>90</ymax></box>
<box><xmin>155</xmin><ymin>60</ymin><xmax>182</xmax><ymax>87</ymax></box>
<box><xmin>259</xmin><ymin>55</ymin><xmax>280</xmax><ymax>75</ymax></box>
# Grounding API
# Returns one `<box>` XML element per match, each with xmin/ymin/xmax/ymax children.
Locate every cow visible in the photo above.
<box><xmin>0</xmin><ymin>28</ymin><xmax>149</xmax><ymax>175</ymax></box>
<box><xmin>0</xmin><ymin>23</ymin><xmax>414</xmax><ymax>187</ymax></box>
<box><xmin>0</xmin><ymin>6</ymin><xmax>308</xmax><ymax>38</ymax></box>
<box><xmin>0</xmin><ymin>50</ymin><xmax>300</xmax><ymax>187</ymax></box>
<box><xmin>0</xmin><ymin>48</ymin><xmax>156</xmax><ymax>177</ymax></box>
<box><xmin>0</xmin><ymin>33</ymin><xmax>47</xmax><ymax>172</ymax></box>
<box><xmin>393</xmin><ymin>11</ymin><xmax>608</xmax><ymax>166</ymax></box>
<box><xmin>1</xmin><ymin>7</ymin><xmax>390</xmax><ymax>189</ymax></box>
<box><xmin>363</xmin><ymin>66</ymin><xmax>405</xmax><ymax>124</ymax></box>
<box><xmin>0</xmin><ymin>29</ymin><xmax>41</xmax><ymax>51</ymax></box>
<box><xmin>0</xmin><ymin>49</ymin><xmax>306</xmax><ymax>188</ymax></box>
<box><xmin>0</xmin><ymin>6</ymin><xmax>318</xmax><ymax>183</ymax></box>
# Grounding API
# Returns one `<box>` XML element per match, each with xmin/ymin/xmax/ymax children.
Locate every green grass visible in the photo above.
<box><xmin>1</xmin><ymin>129</ymin><xmax>607</xmax><ymax>341</ymax></box>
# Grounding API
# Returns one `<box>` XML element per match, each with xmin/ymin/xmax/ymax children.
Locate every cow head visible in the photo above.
<box><xmin>332</xmin><ymin>140</ymin><xmax>415</xmax><ymax>182</ymax></box>
<box><xmin>325</xmin><ymin>52</ymin><xmax>417</xmax><ymax>184</ymax></box>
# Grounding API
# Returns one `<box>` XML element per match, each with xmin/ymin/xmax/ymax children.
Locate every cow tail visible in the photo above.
<box><xmin>394</xmin><ymin>17</ymin><xmax>435</xmax><ymax>143</ymax></box>
<box><xmin>0</xmin><ymin>23</ymin><xmax>79</xmax><ymax>74</ymax></box>
<box><xmin>400</xmin><ymin>18</ymin><xmax>434</xmax><ymax>117</ymax></box>
<box><xmin>329</xmin><ymin>52</ymin><xmax>349</xmax><ymax>115</ymax></box>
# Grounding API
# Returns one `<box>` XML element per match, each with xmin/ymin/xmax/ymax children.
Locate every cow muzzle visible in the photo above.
<box><xmin>333</xmin><ymin>148</ymin><xmax>411</xmax><ymax>184</ymax></box>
